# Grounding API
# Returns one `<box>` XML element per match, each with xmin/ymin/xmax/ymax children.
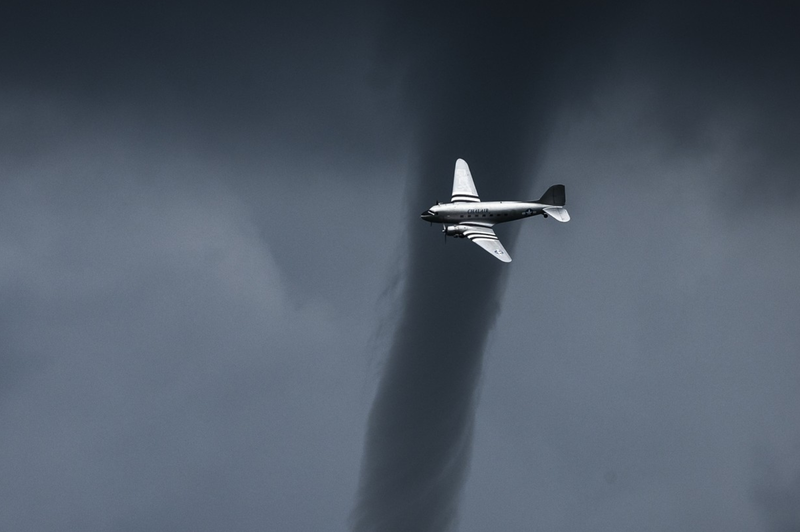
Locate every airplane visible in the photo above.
<box><xmin>420</xmin><ymin>158</ymin><xmax>570</xmax><ymax>263</ymax></box>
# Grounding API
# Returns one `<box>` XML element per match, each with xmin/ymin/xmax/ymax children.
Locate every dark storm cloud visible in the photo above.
<box><xmin>3</xmin><ymin>0</ymin><xmax>800</xmax><ymax>530</ymax></box>
<box><xmin>0</xmin><ymin>107</ymin><xmax>376</xmax><ymax>529</ymax></box>
<box><xmin>1</xmin><ymin>0</ymin><xmax>409</xmax><ymax>303</ymax></box>
<box><xmin>355</xmin><ymin>2</ymin><xmax>800</xmax><ymax>531</ymax></box>
<box><xmin>353</xmin><ymin>3</ymin><xmax>631</xmax><ymax>531</ymax></box>
<box><xmin>0</xmin><ymin>0</ymin><xmax>397</xmax><ymax>166</ymax></box>
<box><xmin>461</xmin><ymin>102</ymin><xmax>800</xmax><ymax>530</ymax></box>
<box><xmin>451</xmin><ymin>4</ymin><xmax>800</xmax><ymax>530</ymax></box>
<box><xmin>616</xmin><ymin>2</ymin><xmax>800</xmax><ymax>206</ymax></box>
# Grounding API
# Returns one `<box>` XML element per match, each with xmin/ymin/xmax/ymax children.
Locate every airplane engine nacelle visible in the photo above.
<box><xmin>444</xmin><ymin>225</ymin><xmax>469</xmax><ymax>238</ymax></box>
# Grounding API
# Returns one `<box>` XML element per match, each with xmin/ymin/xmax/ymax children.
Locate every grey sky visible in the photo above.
<box><xmin>1</xmin><ymin>1</ymin><xmax>799</xmax><ymax>531</ymax></box>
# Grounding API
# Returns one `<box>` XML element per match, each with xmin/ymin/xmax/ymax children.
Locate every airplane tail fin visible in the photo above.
<box><xmin>537</xmin><ymin>184</ymin><xmax>565</xmax><ymax>206</ymax></box>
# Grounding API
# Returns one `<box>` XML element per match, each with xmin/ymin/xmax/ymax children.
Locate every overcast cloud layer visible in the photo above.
<box><xmin>1</xmin><ymin>1</ymin><xmax>799</xmax><ymax>531</ymax></box>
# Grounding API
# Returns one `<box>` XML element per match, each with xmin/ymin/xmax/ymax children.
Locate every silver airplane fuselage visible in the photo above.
<box><xmin>420</xmin><ymin>201</ymin><xmax>550</xmax><ymax>225</ymax></box>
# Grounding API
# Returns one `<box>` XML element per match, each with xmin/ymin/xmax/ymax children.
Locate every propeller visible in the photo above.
<box><xmin>442</xmin><ymin>224</ymin><xmax>447</xmax><ymax>244</ymax></box>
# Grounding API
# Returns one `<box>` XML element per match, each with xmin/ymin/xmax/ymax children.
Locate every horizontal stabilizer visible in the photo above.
<box><xmin>544</xmin><ymin>207</ymin><xmax>570</xmax><ymax>222</ymax></box>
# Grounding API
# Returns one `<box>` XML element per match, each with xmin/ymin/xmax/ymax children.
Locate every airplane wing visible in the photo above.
<box><xmin>462</xmin><ymin>223</ymin><xmax>512</xmax><ymax>262</ymax></box>
<box><xmin>451</xmin><ymin>159</ymin><xmax>480</xmax><ymax>203</ymax></box>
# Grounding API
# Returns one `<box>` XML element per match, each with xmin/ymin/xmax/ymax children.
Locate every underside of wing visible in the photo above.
<box><xmin>451</xmin><ymin>159</ymin><xmax>480</xmax><ymax>204</ymax></box>
<box><xmin>462</xmin><ymin>224</ymin><xmax>511</xmax><ymax>262</ymax></box>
